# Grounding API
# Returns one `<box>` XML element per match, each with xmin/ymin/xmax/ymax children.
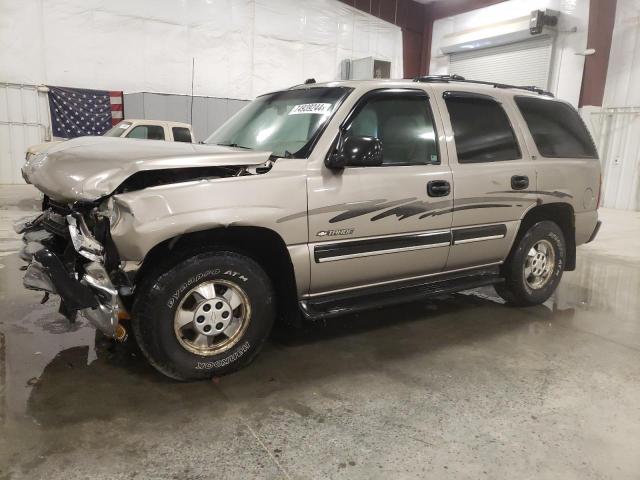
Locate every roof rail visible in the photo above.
<box><xmin>413</xmin><ymin>74</ymin><xmax>466</xmax><ymax>83</ymax></box>
<box><xmin>413</xmin><ymin>74</ymin><xmax>554</xmax><ymax>97</ymax></box>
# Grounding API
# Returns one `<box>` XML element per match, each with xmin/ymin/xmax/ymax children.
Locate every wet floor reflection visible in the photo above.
<box><xmin>1</xmin><ymin>250</ymin><xmax>639</xmax><ymax>431</ymax></box>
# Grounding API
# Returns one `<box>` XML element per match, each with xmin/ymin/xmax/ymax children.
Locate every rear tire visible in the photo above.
<box><xmin>132</xmin><ymin>250</ymin><xmax>275</xmax><ymax>381</ymax></box>
<box><xmin>495</xmin><ymin>221</ymin><xmax>565</xmax><ymax>306</ymax></box>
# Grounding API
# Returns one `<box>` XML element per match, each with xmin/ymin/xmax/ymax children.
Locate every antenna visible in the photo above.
<box><xmin>190</xmin><ymin>57</ymin><xmax>195</xmax><ymax>126</ymax></box>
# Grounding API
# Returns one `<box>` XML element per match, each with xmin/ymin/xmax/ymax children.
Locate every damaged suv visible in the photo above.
<box><xmin>17</xmin><ymin>76</ymin><xmax>601</xmax><ymax>380</ymax></box>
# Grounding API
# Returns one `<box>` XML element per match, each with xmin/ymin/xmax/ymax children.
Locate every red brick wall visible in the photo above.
<box><xmin>579</xmin><ymin>0</ymin><xmax>617</xmax><ymax>106</ymax></box>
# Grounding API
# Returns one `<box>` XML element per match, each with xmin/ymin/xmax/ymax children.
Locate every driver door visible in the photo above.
<box><xmin>306</xmin><ymin>88</ymin><xmax>453</xmax><ymax>294</ymax></box>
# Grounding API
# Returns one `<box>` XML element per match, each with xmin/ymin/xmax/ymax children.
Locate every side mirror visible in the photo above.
<box><xmin>326</xmin><ymin>135</ymin><xmax>383</xmax><ymax>169</ymax></box>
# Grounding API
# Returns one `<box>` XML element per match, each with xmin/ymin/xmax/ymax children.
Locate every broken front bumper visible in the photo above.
<box><xmin>16</xmin><ymin>212</ymin><xmax>122</xmax><ymax>338</ymax></box>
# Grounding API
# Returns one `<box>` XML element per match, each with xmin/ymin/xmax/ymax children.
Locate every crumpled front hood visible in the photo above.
<box><xmin>22</xmin><ymin>136</ymin><xmax>271</xmax><ymax>201</ymax></box>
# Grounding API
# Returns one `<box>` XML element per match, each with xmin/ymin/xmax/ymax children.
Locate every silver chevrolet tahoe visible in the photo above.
<box><xmin>17</xmin><ymin>76</ymin><xmax>602</xmax><ymax>380</ymax></box>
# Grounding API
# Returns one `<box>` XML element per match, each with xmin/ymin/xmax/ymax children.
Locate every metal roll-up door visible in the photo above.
<box><xmin>449</xmin><ymin>35</ymin><xmax>554</xmax><ymax>89</ymax></box>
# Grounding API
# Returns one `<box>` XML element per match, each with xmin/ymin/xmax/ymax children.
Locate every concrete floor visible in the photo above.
<box><xmin>1</xmin><ymin>185</ymin><xmax>639</xmax><ymax>480</ymax></box>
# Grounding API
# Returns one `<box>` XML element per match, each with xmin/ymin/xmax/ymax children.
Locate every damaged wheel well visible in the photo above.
<box><xmin>135</xmin><ymin>226</ymin><xmax>300</xmax><ymax>326</ymax></box>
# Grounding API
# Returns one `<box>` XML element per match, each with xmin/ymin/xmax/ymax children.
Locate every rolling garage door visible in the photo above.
<box><xmin>449</xmin><ymin>36</ymin><xmax>553</xmax><ymax>89</ymax></box>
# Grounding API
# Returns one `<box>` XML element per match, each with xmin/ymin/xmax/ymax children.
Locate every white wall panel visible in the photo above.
<box><xmin>0</xmin><ymin>0</ymin><xmax>403</xmax><ymax>100</ymax></box>
<box><xmin>592</xmin><ymin>108</ymin><xmax>640</xmax><ymax>211</ymax></box>
<box><xmin>602</xmin><ymin>0</ymin><xmax>640</xmax><ymax>107</ymax></box>
<box><xmin>593</xmin><ymin>0</ymin><xmax>640</xmax><ymax>211</ymax></box>
<box><xmin>123</xmin><ymin>92</ymin><xmax>250</xmax><ymax>143</ymax></box>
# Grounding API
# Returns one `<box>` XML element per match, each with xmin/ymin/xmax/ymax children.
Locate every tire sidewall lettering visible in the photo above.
<box><xmin>166</xmin><ymin>269</ymin><xmax>251</xmax><ymax>310</ymax></box>
<box><xmin>194</xmin><ymin>341</ymin><xmax>251</xmax><ymax>370</ymax></box>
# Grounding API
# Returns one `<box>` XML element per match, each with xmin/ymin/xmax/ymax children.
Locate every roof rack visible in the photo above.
<box><xmin>413</xmin><ymin>74</ymin><xmax>554</xmax><ymax>97</ymax></box>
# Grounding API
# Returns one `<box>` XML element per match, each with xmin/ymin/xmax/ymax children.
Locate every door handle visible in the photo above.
<box><xmin>511</xmin><ymin>175</ymin><xmax>529</xmax><ymax>190</ymax></box>
<box><xmin>427</xmin><ymin>180</ymin><xmax>450</xmax><ymax>197</ymax></box>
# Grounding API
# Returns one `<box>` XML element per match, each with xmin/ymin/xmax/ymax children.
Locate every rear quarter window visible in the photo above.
<box><xmin>514</xmin><ymin>96</ymin><xmax>598</xmax><ymax>159</ymax></box>
<box><xmin>172</xmin><ymin>127</ymin><xmax>192</xmax><ymax>143</ymax></box>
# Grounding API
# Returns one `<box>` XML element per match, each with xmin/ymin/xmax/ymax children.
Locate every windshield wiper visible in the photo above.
<box><xmin>215</xmin><ymin>142</ymin><xmax>252</xmax><ymax>150</ymax></box>
<box><xmin>270</xmin><ymin>150</ymin><xmax>294</xmax><ymax>159</ymax></box>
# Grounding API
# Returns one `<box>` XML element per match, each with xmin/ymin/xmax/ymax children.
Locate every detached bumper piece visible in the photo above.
<box><xmin>25</xmin><ymin>250</ymin><xmax>98</xmax><ymax>310</ymax></box>
<box><xmin>16</xmin><ymin>212</ymin><xmax>123</xmax><ymax>338</ymax></box>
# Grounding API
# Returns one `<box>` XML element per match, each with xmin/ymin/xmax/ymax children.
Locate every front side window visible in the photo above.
<box><xmin>515</xmin><ymin>96</ymin><xmax>598</xmax><ymax>158</ymax></box>
<box><xmin>344</xmin><ymin>92</ymin><xmax>439</xmax><ymax>166</ymax></box>
<box><xmin>205</xmin><ymin>87</ymin><xmax>351</xmax><ymax>158</ymax></box>
<box><xmin>172</xmin><ymin>127</ymin><xmax>192</xmax><ymax>143</ymax></box>
<box><xmin>444</xmin><ymin>93</ymin><xmax>520</xmax><ymax>163</ymax></box>
<box><xmin>127</xmin><ymin>125</ymin><xmax>165</xmax><ymax>140</ymax></box>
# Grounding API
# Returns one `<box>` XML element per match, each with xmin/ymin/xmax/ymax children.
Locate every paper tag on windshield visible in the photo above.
<box><xmin>289</xmin><ymin>103</ymin><xmax>332</xmax><ymax>115</ymax></box>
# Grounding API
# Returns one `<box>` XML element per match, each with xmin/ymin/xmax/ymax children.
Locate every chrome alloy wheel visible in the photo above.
<box><xmin>173</xmin><ymin>280</ymin><xmax>251</xmax><ymax>356</ymax></box>
<box><xmin>524</xmin><ymin>239</ymin><xmax>556</xmax><ymax>290</ymax></box>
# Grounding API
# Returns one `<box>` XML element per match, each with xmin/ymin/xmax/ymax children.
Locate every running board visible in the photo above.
<box><xmin>300</xmin><ymin>267</ymin><xmax>502</xmax><ymax>320</ymax></box>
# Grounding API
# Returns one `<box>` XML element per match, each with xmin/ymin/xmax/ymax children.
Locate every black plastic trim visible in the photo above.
<box><xmin>33</xmin><ymin>249</ymin><xmax>98</xmax><ymax>311</ymax></box>
<box><xmin>443</xmin><ymin>90</ymin><xmax>501</xmax><ymax>102</ymax></box>
<box><xmin>586</xmin><ymin>220</ymin><xmax>602</xmax><ymax>244</ymax></box>
<box><xmin>314</xmin><ymin>231</ymin><xmax>451</xmax><ymax>263</ymax></box>
<box><xmin>415</xmin><ymin>75</ymin><xmax>553</xmax><ymax>97</ymax></box>
<box><xmin>300</xmin><ymin>265</ymin><xmax>502</xmax><ymax>320</ymax></box>
<box><xmin>452</xmin><ymin>224</ymin><xmax>507</xmax><ymax>243</ymax></box>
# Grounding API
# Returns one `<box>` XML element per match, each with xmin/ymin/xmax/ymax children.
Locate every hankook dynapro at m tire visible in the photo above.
<box><xmin>132</xmin><ymin>251</ymin><xmax>275</xmax><ymax>381</ymax></box>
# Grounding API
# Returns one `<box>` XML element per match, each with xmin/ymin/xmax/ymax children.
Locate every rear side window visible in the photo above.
<box><xmin>127</xmin><ymin>125</ymin><xmax>165</xmax><ymax>140</ymax></box>
<box><xmin>515</xmin><ymin>96</ymin><xmax>598</xmax><ymax>158</ymax></box>
<box><xmin>172</xmin><ymin>127</ymin><xmax>192</xmax><ymax>143</ymax></box>
<box><xmin>444</xmin><ymin>93</ymin><xmax>520</xmax><ymax>163</ymax></box>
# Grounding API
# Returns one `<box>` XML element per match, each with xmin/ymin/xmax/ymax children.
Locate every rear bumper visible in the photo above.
<box><xmin>575</xmin><ymin>210</ymin><xmax>599</xmax><ymax>246</ymax></box>
<box><xmin>586</xmin><ymin>220</ymin><xmax>602</xmax><ymax>244</ymax></box>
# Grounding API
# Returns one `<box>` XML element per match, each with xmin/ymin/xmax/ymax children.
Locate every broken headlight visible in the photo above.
<box><xmin>97</xmin><ymin>197</ymin><xmax>121</xmax><ymax>228</ymax></box>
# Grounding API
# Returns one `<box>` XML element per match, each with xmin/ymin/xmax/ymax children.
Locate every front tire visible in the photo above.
<box><xmin>495</xmin><ymin>220</ymin><xmax>565</xmax><ymax>306</ymax></box>
<box><xmin>132</xmin><ymin>251</ymin><xmax>275</xmax><ymax>381</ymax></box>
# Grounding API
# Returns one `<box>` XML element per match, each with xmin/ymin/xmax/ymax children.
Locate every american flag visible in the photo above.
<box><xmin>47</xmin><ymin>86</ymin><xmax>124</xmax><ymax>139</ymax></box>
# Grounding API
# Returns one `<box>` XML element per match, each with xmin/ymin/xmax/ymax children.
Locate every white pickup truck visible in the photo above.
<box><xmin>25</xmin><ymin>119</ymin><xmax>195</xmax><ymax>161</ymax></box>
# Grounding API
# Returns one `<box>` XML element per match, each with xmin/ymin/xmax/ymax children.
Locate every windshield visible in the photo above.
<box><xmin>205</xmin><ymin>87</ymin><xmax>351</xmax><ymax>158</ymax></box>
<box><xmin>103</xmin><ymin>122</ymin><xmax>131</xmax><ymax>137</ymax></box>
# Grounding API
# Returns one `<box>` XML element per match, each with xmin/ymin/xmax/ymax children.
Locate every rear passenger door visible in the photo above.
<box><xmin>436</xmin><ymin>90</ymin><xmax>537</xmax><ymax>270</ymax></box>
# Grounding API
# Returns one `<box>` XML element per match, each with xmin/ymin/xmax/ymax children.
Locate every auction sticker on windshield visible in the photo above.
<box><xmin>289</xmin><ymin>103</ymin><xmax>332</xmax><ymax>115</ymax></box>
